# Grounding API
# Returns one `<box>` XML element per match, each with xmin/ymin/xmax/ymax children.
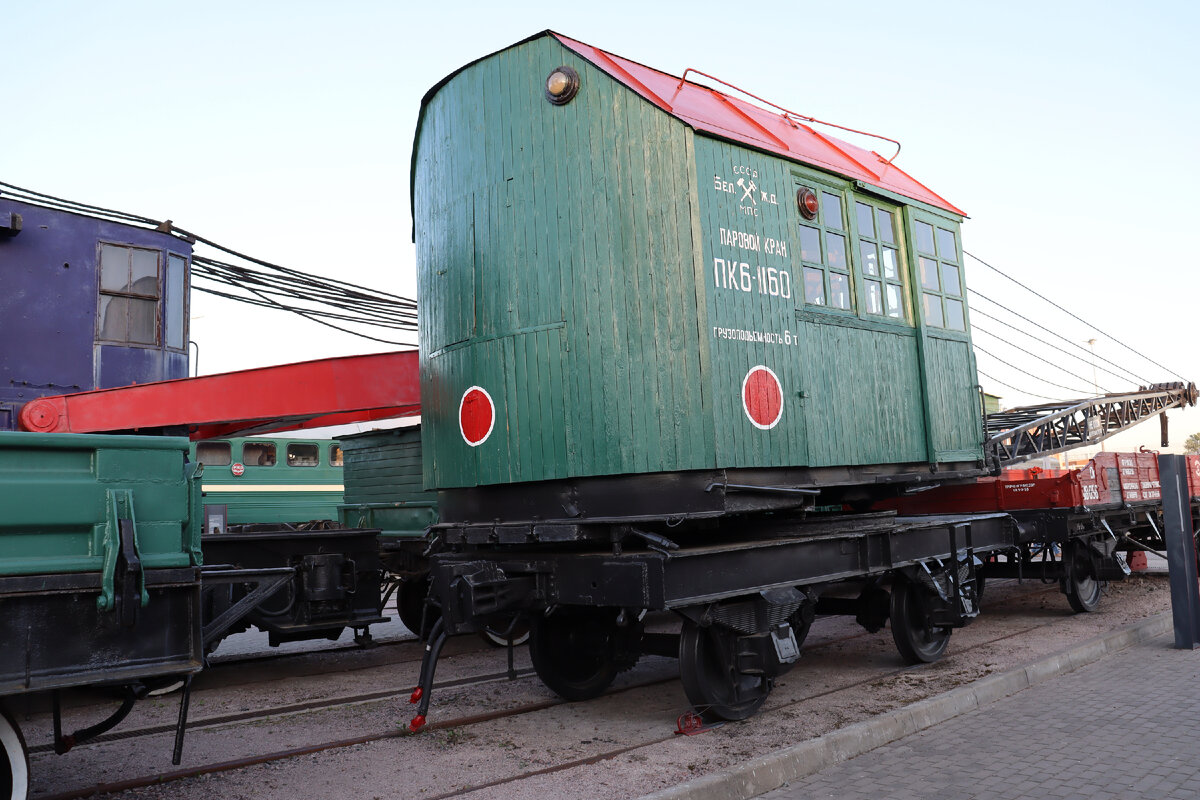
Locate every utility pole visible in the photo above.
<box><xmin>1087</xmin><ymin>338</ymin><xmax>1104</xmax><ymax>452</ymax></box>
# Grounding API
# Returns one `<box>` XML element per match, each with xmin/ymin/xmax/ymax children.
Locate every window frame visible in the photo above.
<box><xmin>241</xmin><ymin>441</ymin><xmax>277</xmax><ymax>467</ymax></box>
<box><xmin>329</xmin><ymin>444</ymin><xmax>343</xmax><ymax>467</ymax></box>
<box><xmin>793</xmin><ymin>175</ymin><xmax>857</xmax><ymax>316</ymax></box>
<box><xmin>850</xmin><ymin>197</ymin><xmax>911</xmax><ymax>324</ymax></box>
<box><xmin>285</xmin><ymin>442</ymin><xmax>321</xmax><ymax>468</ymax></box>
<box><xmin>96</xmin><ymin>242</ymin><xmax>162</xmax><ymax>347</ymax></box>
<box><xmin>908</xmin><ymin>211</ymin><xmax>969</xmax><ymax>333</ymax></box>
<box><xmin>164</xmin><ymin>251</ymin><xmax>191</xmax><ymax>352</ymax></box>
<box><xmin>196</xmin><ymin>440</ymin><xmax>232</xmax><ymax>466</ymax></box>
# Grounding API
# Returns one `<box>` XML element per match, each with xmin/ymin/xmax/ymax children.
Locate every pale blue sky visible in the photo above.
<box><xmin>4</xmin><ymin>0</ymin><xmax>1196</xmax><ymax>451</ymax></box>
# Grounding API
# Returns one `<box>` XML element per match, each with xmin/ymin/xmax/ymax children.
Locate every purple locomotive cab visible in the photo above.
<box><xmin>0</xmin><ymin>198</ymin><xmax>192</xmax><ymax>430</ymax></box>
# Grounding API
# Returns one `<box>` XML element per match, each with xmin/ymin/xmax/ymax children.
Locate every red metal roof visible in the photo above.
<box><xmin>552</xmin><ymin>33</ymin><xmax>965</xmax><ymax>217</ymax></box>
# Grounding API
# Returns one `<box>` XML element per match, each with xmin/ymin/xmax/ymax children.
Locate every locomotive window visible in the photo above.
<box><xmin>329</xmin><ymin>444</ymin><xmax>343</xmax><ymax>467</ymax></box>
<box><xmin>196</xmin><ymin>441</ymin><xmax>231</xmax><ymax>466</ymax></box>
<box><xmin>796</xmin><ymin>184</ymin><xmax>853</xmax><ymax>311</ymax></box>
<box><xmin>853</xmin><ymin>200</ymin><xmax>908</xmax><ymax>322</ymax></box>
<box><xmin>97</xmin><ymin>243</ymin><xmax>160</xmax><ymax>346</ymax></box>
<box><xmin>286</xmin><ymin>443</ymin><xmax>320</xmax><ymax>467</ymax></box>
<box><xmin>242</xmin><ymin>442</ymin><xmax>277</xmax><ymax>467</ymax></box>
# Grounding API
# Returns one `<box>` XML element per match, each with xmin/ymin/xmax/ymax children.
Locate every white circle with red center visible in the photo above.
<box><xmin>231</xmin><ymin>463</ymin><xmax>245</xmax><ymax>477</ymax></box>
<box><xmin>742</xmin><ymin>365</ymin><xmax>783</xmax><ymax>430</ymax></box>
<box><xmin>459</xmin><ymin>386</ymin><xmax>496</xmax><ymax>447</ymax></box>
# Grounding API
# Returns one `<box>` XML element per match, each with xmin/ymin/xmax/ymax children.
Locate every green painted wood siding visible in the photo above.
<box><xmin>415</xmin><ymin>37</ymin><xmax>711</xmax><ymax>488</ymax></box>
<box><xmin>414</xmin><ymin>33</ymin><xmax>983</xmax><ymax>490</ymax></box>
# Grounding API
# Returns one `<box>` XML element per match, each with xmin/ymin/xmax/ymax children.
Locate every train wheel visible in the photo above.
<box><xmin>0</xmin><ymin>706</ymin><xmax>28</xmax><ymax>800</ymax></box>
<box><xmin>479</xmin><ymin>617</ymin><xmax>530</xmax><ymax>648</ymax></box>
<box><xmin>529</xmin><ymin>608</ymin><xmax>621</xmax><ymax>701</ymax></box>
<box><xmin>397</xmin><ymin>575</ymin><xmax>437</xmax><ymax>638</ymax></box>
<box><xmin>1063</xmin><ymin>542</ymin><xmax>1101</xmax><ymax>613</ymax></box>
<box><xmin>678</xmin><ymin>621</ymin><xmax>770</xmax><ymax>721</ymax></box>
<box><xmin>890</xmin><ymin>576</ymin><xmax>951</xmax><ymax>664</ymax></box>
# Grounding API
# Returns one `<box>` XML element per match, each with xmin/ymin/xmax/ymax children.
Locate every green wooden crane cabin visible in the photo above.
<box><xmin>413</xmin><ymin>31</ymin><xmax>982</xmax><ymax>504</ymax></box>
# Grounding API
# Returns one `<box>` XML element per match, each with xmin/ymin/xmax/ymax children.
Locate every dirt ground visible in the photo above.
<box><xmin>21</xmin><ymin>574</ymin><xmax>1172</xmax><ymax>800</ymax></box>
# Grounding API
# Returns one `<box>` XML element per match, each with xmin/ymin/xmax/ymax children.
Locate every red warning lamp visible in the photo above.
<box><xmin>797</xmin><ymin>187</ymin><xmax>819</xmax><ymax>220</ymax></box>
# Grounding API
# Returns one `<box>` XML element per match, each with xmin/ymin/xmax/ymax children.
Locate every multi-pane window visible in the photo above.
<box><xmin>854</xmin><ymin>201</ymin><xmax>906</xmax><ymax>321</ymax></box>
<box><xmin>98</xmin><ymin>244</ymin><xmax>159</xmax><ymax>344</ymax></box>
<box><xmin>914</xmin><ymin>220</ymin><xmax>966</xmax><ymax>331</ymax></box>
<box><xmin>798</xmin><ymin>187</ymin><xmax>853</xmax><ymax>311</ymax></box>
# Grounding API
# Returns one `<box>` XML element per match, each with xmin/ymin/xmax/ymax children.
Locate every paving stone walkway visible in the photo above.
<box><xmin>759</xmin><ymin>634</ymin><xmax>1200</xmax><ymax>800</ymax></box>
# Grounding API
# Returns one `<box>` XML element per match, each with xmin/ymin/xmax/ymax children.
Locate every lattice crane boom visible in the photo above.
<box><xmin>984</xmin><ymin>382</ymin><xmax>1198</xmax><ymax>468</ymax></box>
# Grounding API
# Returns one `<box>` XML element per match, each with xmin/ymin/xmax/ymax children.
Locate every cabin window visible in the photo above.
<box><xmin>242</xmin><ymin>442</ymin><xmax>277</xmax><ymax>466</ymax></box>
<box><xmin>914</xmin><ymin>219</ymin><xmax>966</xmax><ymax>331</ymax></box>
<box><xmin>164</xmin><ymin>253</ymin><xmax>189</xmax><ymax>350</ymax></box>
<box><xmin>196</xmin><ymin>441</ymin><xmax>231</xmax><ymax>466</ymax></box>
<box><xmin>854</xmin><ymin>201</ymin><xmax>907</xmax><ymax>321</ymax></box>
<box><xmin>329</xmin><ymin>445</ymin><xmax>343</xmax><ymax>467</ymax></box>
<box><xmin>797</xmin><ymin>185</ymin><xmax>852</xmax><ymax>310</ymax></box>
<box><xmin>97</xmin><ymin>243</ymin><xmax>159</xmax><ymax>345</ymax></box>
<box><xmin>286</xmin><ymin>443</ymin><xmax>320</xmax><ymax>467</ymax></box>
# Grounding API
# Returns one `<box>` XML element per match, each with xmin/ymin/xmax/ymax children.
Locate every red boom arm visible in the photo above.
<box><xmin>17</xmin><ymin>351</ymin><xmax>421</xmax><ymax>440</ymax></box>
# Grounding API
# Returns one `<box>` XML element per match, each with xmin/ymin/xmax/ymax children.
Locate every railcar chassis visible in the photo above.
<box><xmin>410</xmin><ymin>510</ymin><xmax>1016</xmax><ymax>727</ymax></box>
<box><xmin>981</xmin><ymin>501</ymin><xmax>1198</xmax><ymax>612</ymax></box>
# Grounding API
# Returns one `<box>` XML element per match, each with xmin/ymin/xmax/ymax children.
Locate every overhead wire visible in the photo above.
<box><xmin>0</xmin><ymin>180</ymin><xmax>417</xmax><ymax>345</ymax></box>
<box><xmin>971</xmin><ymin>324</ymin><xmax>1111</xmax><ymax>393</ymax></box>
<box><xmin>968</xmin><ymin>305</ymin><xmax>1141</xmax><ymax>387</ymax></box>
<box><xmin>975</xmin><ymin>369</ymin><xmax>1064</xmax><ymax>402</ymax></box>
<box><xmin>965</xmin><ymin>250</ymin><xmax>1183</xmax><ymax>381</ymax></box>
<box><xmin>972</xmin><ymin>343</ymin><xmax>1094</xmax><ymax>396</ymax></box>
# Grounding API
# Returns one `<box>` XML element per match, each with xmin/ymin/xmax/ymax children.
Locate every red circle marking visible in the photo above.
<box><xmin>742</xmin><ymin>366</ymin><xmax>783</xmax><ymax>430</ymax></box>
<box><xmin>459</xmin><ymin>386</ymin><xmax>495</xmax><ymax>447</ymax></box>
<box><xmin>231</xmin><ymin>463</ymin><xmax>245</xmax><ymax>477</ymax></box>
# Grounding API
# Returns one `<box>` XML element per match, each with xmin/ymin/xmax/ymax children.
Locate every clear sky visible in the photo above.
<box><xmin>4</xmin><ymin>0</ymin><xmax>1196</xmax><ymax>452</ymax></box>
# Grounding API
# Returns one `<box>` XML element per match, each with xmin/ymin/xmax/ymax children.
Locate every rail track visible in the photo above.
<box><xmin>27</xmin><ymin>576</ymin><xmax>1163</xmax><ymax>800</ymax></box>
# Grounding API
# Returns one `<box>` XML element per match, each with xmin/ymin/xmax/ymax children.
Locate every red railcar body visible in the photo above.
<box><xmin>882</xmin><ymin>453</ymin><xmax>1199</xmax><ymax>515</ymax></box>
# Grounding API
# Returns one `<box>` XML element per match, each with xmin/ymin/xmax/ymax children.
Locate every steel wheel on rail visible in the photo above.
<box><xmin>0</xmin><ymin>706</ymin><xmax>28</xmax><ymax>800</ymax></box>
<box><xmin>678</xmin><ymin>621</ymin><xmax>770</xmax><ymax>721</ymax></box>
<box><xmin>479</xmin><ymin>616</ymin><xmax>531</xmax><ymax>648</ymax></box>
<box><xmin>529</xmin><ymin>607</ymin><xmax>623</xmax><ymax>701</ymax></box>
<box><xmin>397</xmin><ymin>575</ymin><xmax>439</xmax><ymax>639</ymax></box>
<box><xmin>1062</xmin><ymin>542</ymin><xmax>1102</xmax><ymax>613</ymax></box>
<box><xmin>890</xmin><ymin>575</ymin><xmax>951</xmax><ymax>664</ymax></box>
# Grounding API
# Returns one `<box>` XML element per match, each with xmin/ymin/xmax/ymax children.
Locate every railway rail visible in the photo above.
<box><xmin>25</xmin><ymin>577</ymin><xmax>1164</xmax><ymax>800</ymax></box>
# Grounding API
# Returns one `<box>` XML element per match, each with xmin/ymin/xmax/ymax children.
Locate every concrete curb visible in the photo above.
<box><xmin>638</xmin><ymin>612</ymin><xmax>1172</xmax><ymax>800</ymax></box>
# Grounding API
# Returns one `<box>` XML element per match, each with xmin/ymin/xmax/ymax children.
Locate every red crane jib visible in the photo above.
<box><xmin>17</xmin><ymin>351</ymin><xmax>421</xmax><ymax>440</ymax></box>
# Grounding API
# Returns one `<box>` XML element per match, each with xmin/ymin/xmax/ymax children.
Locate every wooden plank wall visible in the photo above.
<box><xmin>415</xmin><ymin>37</ymin><xmax>710</xmax><ymax>488</ymax></box>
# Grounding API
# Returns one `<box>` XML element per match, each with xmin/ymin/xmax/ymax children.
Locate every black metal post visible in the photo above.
<box><xmin>1159</xmin><ymin>455</ymin><xmax>1200</xmax><ymax>649</ymax></box>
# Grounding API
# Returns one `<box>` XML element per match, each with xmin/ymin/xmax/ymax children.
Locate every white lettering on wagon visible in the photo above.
<box><xmin>713</xmin><ymin>257</ymin><xmax>792</xmax><ymax>299</ymax></box>
<box><xmin>713</xmin><ymin>326</ymin><xmax>798</xmax><ymax>346</ymax></box>
<box><xmin>719</xmin><ymin>227</ymin><xmax>788</xmax><ymax>258</ymax></box>
<box><xmin>714</xmin><ymin>166</ymin><xmax>779</xmax><ymax>217</ymax></box>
